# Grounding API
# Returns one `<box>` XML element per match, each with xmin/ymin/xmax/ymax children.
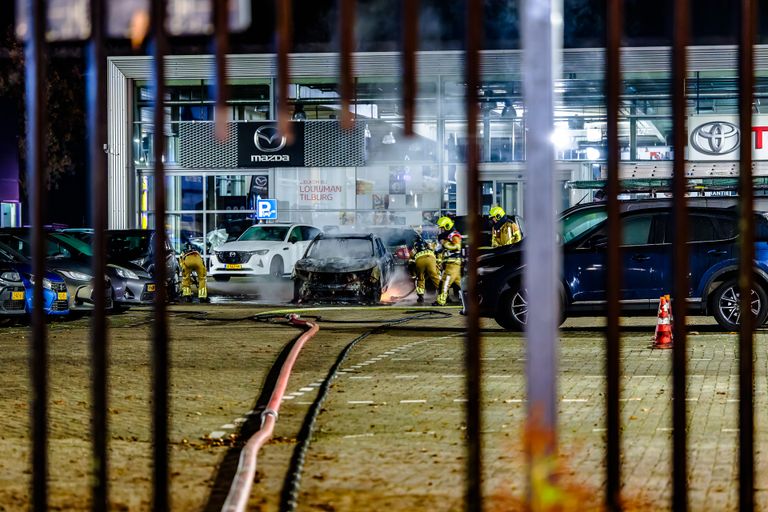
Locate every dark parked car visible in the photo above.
<box><xmin>0</xmin><ymin>261</ymin><xmax>28</xmax><ymax>319</ymax></box>
<box><xmin>47</xmin><ymin>232</ymin><xmax>155</xmax><ymax>309</ymax></box>
<box><xmin>0</xmin><ymin>232</ymin><xmax>108</xmax><ymax>313</ymax></box>
<box><xmin>0</xmin><ymin>249</ymin><xmax>70</xmax><ymax>318</ymax></box>
<box><xmin>467</xmin><ymin>201</ymin><xmax>768</xmax><ymax>331</ymax></box>
<box><xmin>72</xmin><ymin>229</ymin><xmax>180</xmax><ymax>299</ymax></box>
<box><xmin>292</xmin><ymin>233</ymin><xmax>396</xmax><ymax>304</ymax></box>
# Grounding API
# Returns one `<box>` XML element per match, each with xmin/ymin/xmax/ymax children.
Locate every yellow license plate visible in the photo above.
<box><xmin>11</xmin><ymin>291</ymin><xmax>24</xmax><ymax>300</ymax></box>
<box><xmin>225</xmin><ymin>264</ymin><xmax>242</xmax><ymax>269</ymax></box>
<box><xmin>57</xmin><ymin>292</ymin><xmax>67</xmax><ymax>300</ymax></box>
<box><xmin>147</xmin><ymin>284</ymin><xmax>156</xmax><ymax>292</ymax></box>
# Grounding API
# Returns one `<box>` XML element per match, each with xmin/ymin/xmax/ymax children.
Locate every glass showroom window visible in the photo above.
<box><xmin>273</xmin><ymin>168</ymin><xmax>357</xmax><ymax>228</ymax></box>
<box><xmin>356</xmin><ymin>165</ymin><xmax>440</xmax><ymax>227</ymax></box>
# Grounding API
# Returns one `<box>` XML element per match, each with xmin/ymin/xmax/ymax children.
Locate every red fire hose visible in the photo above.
<box><xmin>222</xmin><ymin>314</ymin><xmax>319</xmax><ymax>512</ymax></box>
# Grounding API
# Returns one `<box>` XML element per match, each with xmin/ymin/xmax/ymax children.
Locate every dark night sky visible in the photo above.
<box><xmin>0</xmin><ymin>0</ymin><xmax>766</xmax><ymax>226</ymax></box>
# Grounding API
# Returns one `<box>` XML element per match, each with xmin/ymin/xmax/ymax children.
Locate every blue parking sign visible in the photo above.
<box><xmin>257</xmin><ymin>199</ymin><xmax>278</xmax><ymax>220</ymax></box>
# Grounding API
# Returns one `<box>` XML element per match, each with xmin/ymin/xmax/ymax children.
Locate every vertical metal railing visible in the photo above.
<box><xmin>522</xmin><ymin>0</ymin><xmax>561</xmax><ymax>507</ymax></box>
<box><xmin>604</xmin><ymin>0</ymin><xmax>623</xmax><ymax>509</ymax></box>
<box><xmin>464</xmin><ymin>0</ymin><xmax>484</xmax><ymax>510</ymax></box>
<box><xmin>339</xmin><ymin>0</ymin><xmax>355</xmax><ymax>130</ymax></box>
<box><xmin>150</xmin><ymin>1</ymin><xmax>170</xmax><ymax>510</ymax></box>
<box><xmin>671</xmin><ymin>0</ymin><xmax>691</xmax><ymax>510</ymax></box>
<box><xmin>87</xmin><ymin>0</ymin><xmax>109</xmax><ymax>510</ymax></box>
<box><xmin>738</xmin><ymin>1</ymin><xmax>757</xmax><ymax>510</ymax></box>
<box><xmin>24</xmin><ymin>0</ymin><xmax>48</xmax><ymax>510</ymax></box>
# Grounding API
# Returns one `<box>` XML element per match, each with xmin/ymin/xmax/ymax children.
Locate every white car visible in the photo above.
<box><xmin>208</xmin><ymin>223</ymin><xmax>321</xmax><ymax>281</ymax></box>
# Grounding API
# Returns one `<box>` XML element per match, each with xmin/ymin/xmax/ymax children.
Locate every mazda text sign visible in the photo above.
<box><xmin>237</xmin><ymin>122</ymin><xmax>305</xmax><ymax>167</ymax></box>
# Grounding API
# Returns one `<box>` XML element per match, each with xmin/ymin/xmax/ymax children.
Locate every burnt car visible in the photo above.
<box><xmin>292</xmin><ymin>233</ymin><xmax>395</xmax><ymax>304</ymax></box>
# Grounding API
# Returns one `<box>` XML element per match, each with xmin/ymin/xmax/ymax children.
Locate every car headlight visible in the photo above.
<box><xmin>111</xmin><ymin>266</ymin><xmax>139</xmax><ymax>280</ymax></box>
<box><xmin>252</xmin><ymin>249</ymin><xmax>269</xmax><ymax>256</ymax></box>
<box><xmin>58</xmin><ymin>270</ymin><xmax>92</xmax><ymax>281</ymax></box>
<box><xmin>477</xmin><ymin>265</ymin><xmax>504</xmax><ymax>275</ymax></box>
<box><xmin>0</xmin><ymin>271</ymin><xmax>21</xmax><ymax>282</ymax></box>
<box><xmin>29</xmin><ymin>276</ymin><xmax>53</xmax><ymax>289</ymax></box>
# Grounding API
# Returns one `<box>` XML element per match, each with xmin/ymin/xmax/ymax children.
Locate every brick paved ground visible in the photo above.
<box><xmin>0</xmin><ymin>306</ymin><xmax>765</xmax><ymax>511</ymax></box>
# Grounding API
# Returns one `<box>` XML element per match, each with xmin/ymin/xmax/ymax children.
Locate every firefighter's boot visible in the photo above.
<box><xmin>416</xmin><ymin>294</ymin><xmax>424</xmax><ymax>304</ymax></box>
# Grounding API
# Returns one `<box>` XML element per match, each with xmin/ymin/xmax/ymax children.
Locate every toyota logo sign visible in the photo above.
<box><xmin>690</xmin><ymin>121</ymin><xmax>740</xmax><ymax>156</ymax></box>
<box><xmin>253</xmin><ymin>125</ymin><xmax>287</xmax><ymax>152</ymax></box>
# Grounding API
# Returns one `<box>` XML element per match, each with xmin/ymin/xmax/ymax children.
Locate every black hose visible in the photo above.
<box><xmin>279</xmin><ymin>310</ymin><xmax>450</xmax><ymax>512</ymax></box>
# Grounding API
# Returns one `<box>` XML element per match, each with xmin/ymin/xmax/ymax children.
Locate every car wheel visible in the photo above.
<box><xmin>213</xmin><ymin>276</ymin><xmax>230</xmax><ymax>282</ymax></box>
<box><xmin>269</xmin><ymin>257</ymin><xmax>284</xmax><ymax>280</ymax></box>
<box><xmin>711</xmin><ymin>278</ymin><xmax>768</xmax><ymax>331</ymax></box>
<box><xmin>494</xmin><ymin>287</ymin><xmax>528</xmax><ymax>331</ymax></box>
<box><xmin>494</xmin><ymin>286</ymin><xmax>566</xmax><ymax>331</ymax></box>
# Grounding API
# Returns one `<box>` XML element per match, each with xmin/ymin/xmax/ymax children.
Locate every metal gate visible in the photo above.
<box><xmin>17</xmin><ymin>0</ymin><xmax>758</xmax><ymax>510</ymax></box>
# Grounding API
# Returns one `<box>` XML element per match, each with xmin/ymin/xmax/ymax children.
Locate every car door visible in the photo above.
<box><xmin>564</xmin><ymin>212</ymin><xmax>665</xmax><ymax>307</ymax></box>
<box><xmin>376</xmin><ymin>237</ymin><xmax>394</xmax><ymax>285</ymax></box>
<box><xmin>285</xmin><ymin>226</ymin><xmax>305</xmax><ymax>270</ymax></box>
<box><xmin>676</xmin><ymin>212</ymin><xmax>736</xmax><ymax>298</ymax></box>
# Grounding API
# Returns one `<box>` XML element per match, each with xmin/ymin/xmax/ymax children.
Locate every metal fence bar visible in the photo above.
<box><xmin>24</xmin><ymin>0</ymin><xmax>48</xmax><ymax>510</ymax></box>
<box><xmin>464</xmin><ymin>2</ymin><xmax>483</xmax><ymax>510</ymax></box>
<box><xmin>275</xmin><ymin>0</ymin><xmax>293</xmax><ymax>142</ymax></box>
<box><xmin>151</xmin><ymin>0</ymin><xmax>171</xmax><ymax>510</ymax></box>
<box><xmin>402</xmin><ymin>0</ymin><xmax>419</xmax><ymax>136</ymax></box>
<box><xmin>87</xmin><ymin>0</ymin><xmax>109</xmax><ymax>509</ymax></box>
<box><xmin>604</xmin><ymin>0</ymin><xmax>623</xmax><ymax>509</ymax></box>
<box><xmin>522</xmin><ymin>0</ymin><xmax>561</xmax><ymax>506</ymax></box>
<box><xmin>339</xmin><ymin>0</ymin><xmax>355</xmax><ymax>130</ymax></box>
<box><xmin>738</xmin><ymin>0</ymin><xmax>756</xmax><ymax>509</ymax></box>
<box><xmin>213</xmin><ymin>0</ymin><xmax>230</xmax><ymax>142</ymax></box>
<box><xmin>671</xmin><ymin>0</ymin><xmax>691</xmax><ymax>509</ymax></box>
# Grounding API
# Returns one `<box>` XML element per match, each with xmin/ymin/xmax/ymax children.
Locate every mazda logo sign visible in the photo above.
<box><xmin>254</xmin><ymin>125</ymin><xmax>287</xmax><ymax>153</ymax></box>
<box><xmin>229</xmin><ymin>252</ymin><xmax>236</xmax><ymax>258</ymax></box>
<box><xmin>690</xmin><ymin>121</ymin><xmax>740</xmax><ymax>156</ymax></box>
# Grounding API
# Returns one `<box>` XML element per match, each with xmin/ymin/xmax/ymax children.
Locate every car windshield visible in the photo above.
<box><xmin>0</xmin><ymin>234</ymin><xmax>32</xmax><ymax>258</ymax></box>
<box><xmin>237</xmin><ymin>226</ymin><xmax>289</xmax><ymax>242</ymax></box>
<box><xmin>561</xmin><ymin>209</ymin><xmax>608</xmax><ymax>244</ymax></box>
<box><xmin>49</xmin><ymin>233</ymin><xmax>93</xmax><ymax>257</ymax></box>
<box><xmin>307</xmin><ymin>238</ymin><xmax>374</xmax><ymax>259</ymax></box>
<box><xmin>0</xmin><ymin>240</ymin><xmax>25</xmax><ymax>263</ymax></box>
<box><xmin>107</xmin><ymin>234</ymin><xmax>152</xmax><ymax>260</ymax></box>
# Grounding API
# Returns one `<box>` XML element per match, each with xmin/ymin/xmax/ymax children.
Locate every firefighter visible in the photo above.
<box><xmin>179</xmin><ymin>243</ymin><xmax>209</xmax><ymax>303</ymax></box>
<box><xmin>409</xmin><ymin>234</ymin><xmax>440</xmax><ymax>304</ymax></box>
<box><xmin>434</xmin><ymin>216</ymin><xmax>462</xmax><ymax>306</ymax></box>
<box><xmin>489</xmin><ymin>206</ymin><xmax>522</xmax><ymax>247</ymax></box>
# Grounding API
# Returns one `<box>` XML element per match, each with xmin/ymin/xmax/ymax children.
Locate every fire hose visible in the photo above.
<box><xmin>221</xmin><ymin>314</ymin><xmax>319</xmax><ymax>512</ymax></box>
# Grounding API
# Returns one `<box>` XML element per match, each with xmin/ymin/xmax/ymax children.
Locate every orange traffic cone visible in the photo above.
<box><xmin>653</xmin><ymin>295</ymin><xmax>673</xmax><ymax>349</ymax></box>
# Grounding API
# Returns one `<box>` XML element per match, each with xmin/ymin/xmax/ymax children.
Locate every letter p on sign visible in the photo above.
<box><xmin>257</xmin><ymin>199</ymin><xmax>278</xmax><ymax>220</ymax></box>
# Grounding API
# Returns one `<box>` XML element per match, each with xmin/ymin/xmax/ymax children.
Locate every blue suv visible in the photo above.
<box><xmin>469</xmin><ymin>201</ymin><xmax>768</xmax><ymax>331</ymax></box>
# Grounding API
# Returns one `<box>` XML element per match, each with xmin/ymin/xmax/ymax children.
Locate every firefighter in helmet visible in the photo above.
<box><xmin>179</xmin><ymin>242</ymin><xmax>209</xmax><ymax>302</ymax></box>
<box><xmin>409</xmin><ymin>233</ymin><xmax>440</xmax><ymax>304</ymax></box>
<box><xmin>489</xmin><ymin>206</ymin><xmax>522</xmax><ymax>247</ymax></box>
<box><xmin>434</xmin><ymin>216</ymin><xmax>462</xmax><ymax>306</ymax></box>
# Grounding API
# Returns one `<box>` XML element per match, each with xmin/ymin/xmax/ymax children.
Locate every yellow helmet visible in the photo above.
<box><xmin>436</xmin><ymin>216</ymin><xmax>454</xmax><ymax>231</ymax></box>
<box><xmin>489</xmin><ymin>205</ymin><xmax>506</xmax><ymax>221</ymax></box>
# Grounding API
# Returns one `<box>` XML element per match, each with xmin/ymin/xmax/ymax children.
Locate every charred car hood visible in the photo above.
<box><xmin>296</xmin><ymin>257</ymin><xmax>377</xmax><ymax>273</ymax></box>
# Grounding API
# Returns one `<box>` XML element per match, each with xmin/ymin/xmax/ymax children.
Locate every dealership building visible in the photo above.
<box><xmin>106</xmin><ymin>46</ymin><xmax>768</xmax><ymax>253</ymax></box>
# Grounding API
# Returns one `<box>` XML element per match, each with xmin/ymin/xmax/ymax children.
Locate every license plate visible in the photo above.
<box><xmin>147</xmin><ymin>284</ymin><xmax>156</xmax><ymax>292</ymax></box>
<box><xmin>57</xmin><ymin>292</ymin><xmax>67</xmax><ymax>300</ymax></box>
<box><xmin>225</xmin><ymin>264</ymin><xmax>242</xmax><ymax>269</ymax></box>
<box><xmin>11</xmin><ymin>291</ymin><xmax>24</xmax><ymax>300</ymax></box>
